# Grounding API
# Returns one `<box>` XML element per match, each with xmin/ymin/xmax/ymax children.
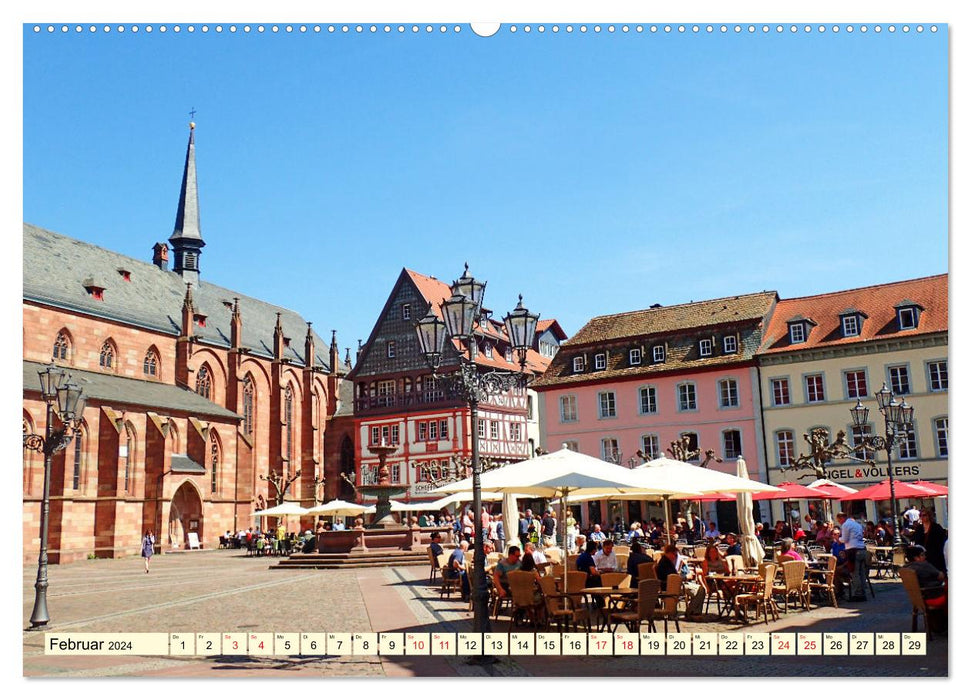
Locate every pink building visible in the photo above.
<box><xmin>534</xmin><ymin>292</ymin><xmax>778</xmax><ymax>529</ymax></box>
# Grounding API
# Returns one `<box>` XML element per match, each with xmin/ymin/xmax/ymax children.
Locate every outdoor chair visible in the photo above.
<box><xmin>490</xmin><ymin>577</ymin><xmax>512</xmax><ymax>620</ymax></box>
<box><xmin>427</xmin><ymin>546</ymin><xmax>438</xmax><ymax>584</ymax></box>
<box><xmin>438</xmin><ymin>553</ymin><xmax>460</xmax><ymax>599</ymax></box>
<box><xmin>693</xmin><ymin>545</ymin><xmax>707</xmax><ymax>559</ymax></box>
<box><xmin>701</xmin><ymin>570</ymin><xmax>725</xmax><ymax>616</ymax></box>
<box><xmin>566</xmin><ymin>554</ymin><xmax>579</xmax><ymax>569</ymax></box>
<box><xmin>638</xmin><ymin>562</ymin><xmax>657</xmax><ymax>581</ymax></box>
<box><xmin>613</xmin><ymin>545</ymin><xmax>630</xmax><ymax>557</ymax></box>
<box><xmin>891</xmin><ymin>548</ymin><xmax>906</xmax><ymax>578</ymax></box>
<box><xmin>610</xmin><ymin>577</ymin><xmax>661</xmax><ymax>633</ymax></box>
<box><xmin>659</xmin><ymin>573</ymin><xmax>682</xmax><ymax>633</ymax></box>
<box><xmin>867</xmin><ymin>545</ymin><xmax>894</xmax><ymax>579</ymax></box>
<box><xmin>601</xmin><ymin>572</ymin><xmax>632</xmax><ymax>589</ymax></box>
<box><xmin>900</xmin><ymin>568</ymin><xmax>946</xmax><ymax>640</ymax></box>
<box><xmin>772</xmin><ymin>560</ymin><xmax>810</xmax><ymax>613</ymax></box>
<box><xmin>538</xmin><ymin>575</ymin><xmax>589</xmax><ymax>631</ymax></box>
<box><xmin>549</xmin><ymin>564</ymin><xmax>565</xmax><ymax>580</ymax></box>
<box><xmin>544</xmin><ymin>548</ymin><xmax>563</xmax><ymax>565</ymax></box>
<box><xmin>808</xmin><ymin>555</ymin><xmax>839</xmax><ymax>608</ymax></box>
<box><xmin>734</xmin><ymin>563</ymin><xmax>779</xmax><ymax>624</ymax></box>
<box><xmin>506</xmin><ymin>570</ymin><xmax>543</xmax><ymax>631</ymax></box>
<box><xmin>725</xmin><ymin>555</ymin><xmax>744</xmax><ymax>575</ymax></box>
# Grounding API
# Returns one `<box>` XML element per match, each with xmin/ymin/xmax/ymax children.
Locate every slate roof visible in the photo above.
<box><xmin>759</xmin><ymin>274</ymin><xmax>948</xmax><ymax>354</ymax></box>
<box><xmin>23</xmin><ymin>223</ymin><xmax>331</xmax><ymax>369</ymax></box>
<box><xmin>533</xmin><ymin>292</ymin><xmax>777</xmax><ymax>389</ymax></box>
<box><xmin>23</xmin><ymin>360</ymin><xmax>240</xmax><ymax>420</ymax></box>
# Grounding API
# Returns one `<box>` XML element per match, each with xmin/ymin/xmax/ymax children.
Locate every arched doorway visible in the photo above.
<box><xmin>339</xmin><ymin>435</ymin><xmax>356</xmax><ymax>502</ymax></box>
<box><xmin>169</xmin><ymin>481</ymin><xmax>204</xmax><ymax>549</ymax></box>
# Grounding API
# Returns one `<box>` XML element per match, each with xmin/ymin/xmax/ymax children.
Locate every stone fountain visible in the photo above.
<box><xmin>354</xmin><ymin>439</ymin><xmax>406</xmax><ymax>529</ymax></box>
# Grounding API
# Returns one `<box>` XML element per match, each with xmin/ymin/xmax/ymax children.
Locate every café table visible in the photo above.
<box><xmin>706</xmin><ymin>573</ymin><xmax>760</xmax><ymax>620</ymax></box>
<box><xmin>579</xmin><ymin>586</ymin><xmax>638</xmax><ymax>631</ymax></box>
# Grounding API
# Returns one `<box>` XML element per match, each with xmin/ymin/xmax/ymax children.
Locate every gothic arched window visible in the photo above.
<box><xmin>196</xmin><ymin>365</ymin><xmax>212</xmax><ymax>400</ymax></box>
<box><xmin>123</xmin><ymin>423</ymin><xmax>135</xmax><ymax>493</ymax></box>
<box><xmin>284</xmin><ymin>385</ymin><xmax>294</xmax><ymax>466</ymax></box>
<box><xmin>210</xmin><ymin>433</ymin><xmax>220</xmax><ymax>495</ymax></box>
<box><xmin>143</xmin><ymin>347</ymin><xmax>160</xmax><ymax>378</ymax></box>
<box><xmin>99</xmin><ymin>340</ymin><xmax>116</xmax><ymax>370</ymax></box>
<box><xmin>53</xmin><ymin>331</ymin><xmax>71</xmax><ymax>362</ymax></box>
<box><xmin>242</xmin><ymin>375</ymin><xmax>255</xmax><ymax>437</ymax></box>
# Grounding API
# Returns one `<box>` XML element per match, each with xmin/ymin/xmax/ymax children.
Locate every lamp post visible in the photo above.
<box><xmin>415</xmin><ymin>264</ymin><xmax>539</xmax><ymax>643</ymax></box>
<box><xmin>850</xmin><ymin>382</ymin><xmax>915</xmax><ymax>547</ymax></box>
<box><xmin>23</xmin><ymin>362</ymin><xmax>86</xmax><ymax>627</ymax></box>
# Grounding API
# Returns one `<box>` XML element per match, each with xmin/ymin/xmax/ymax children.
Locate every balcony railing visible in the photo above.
<box><xmin>354</xmin><ymin>392</ymin><xmax>458</xmax><ymax>415</ymax></box>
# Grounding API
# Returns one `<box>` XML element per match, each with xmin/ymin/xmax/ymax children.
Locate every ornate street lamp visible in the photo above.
<box><xmin>415</xmin><ymin>264</ymin><xmax>539</xmax><ymax>649</ymax></box>
<box><xmin>850</xmin><ymin>385</ymin><xmax>916</xmax><ymax>546</ymax></box>
<box><xmin>23</xmin><ymin>363</ymin><xmax>85</xmax><ymax>627</ymax></box>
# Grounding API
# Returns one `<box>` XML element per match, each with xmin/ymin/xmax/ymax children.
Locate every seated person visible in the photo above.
<box><xmin>627</xmin><ymin>522</ymin><xmax>645</xmax><ymax>542</ymax></box>
<box><xmin>491</xmin><ymin>546</ymin><xmax>523</xmax><ymax>599</ymax></box>
<box><xmin>589</xmin><ymin>524</ymin><xmax>607</xmax><ymax>545</ymax></box>
<box><xmin>778</xmin><ymin>538</ymin><xmax>804</xmax><ymax>562</ymax></box>
<box><xmin>519</xmin><ymin>553</ymin><xmax>544</xmax><ymax>605</ymax></box>
<box><xmin>447</xmin><ymin>541</ymin><xmax>471</xmax><ymax>600</ymax></box>
<box><xmin>724</xmin><ymin>533</ymin><xmax>742</xmax><ymax>557</ymax></box>
<box><xmin>429</xmin><ymin>531</ymin><xmax>445</xmax><ymax>559</ymax></box>
<box><xmin>626</xmin><ymin>540</ymin><xmax>652</xmax><ymax>584</ymax></box>
<box><xmin>574</xmin><ymin>534</ymin><xmax>587</xmax><ymax>554</ymax></box>
<box><xmin>902</xmin><ymin>545</ymin><xmax>946</xmax><ymax>601</ymax></box>
<box><xmin>701</xmin><ymin>544</ymin><xmax>731</xmax><ymax>576</ymax></box>
<box><xmin>656</xmin><ymin>544</ymin><xmax>706</xmax><ymax>618</ymax></box>
<box><xmin>704</xmin><ymin>522</ymin><xmax>721</xmax><ymax>539</ymax></box>
<box><xmin>523</xmin><ymin>542</ymin><xmax>547</xmax><ymax>567</ymax></box>
<box><xmin>593</xmin><ymin>540</ymin><xmax>619</xmax><ymax>573</ymax></box>
<box><xmin>576</xmin><ymin>540</ymin><xmax>602</xmax><ymax>587</ymax></box>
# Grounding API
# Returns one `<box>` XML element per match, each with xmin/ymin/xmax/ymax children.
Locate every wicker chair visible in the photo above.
<box><xmin>725</xmin><ymin>554</ymin><xmax>745</xmax><ymax>575</ymax></box>
<box><xmin>638</xmin><ymin>562</ymin><xmax>657</xmax><ymax>581</ymax></box>
<box><xmin>899</xmin><ymin>567</ymin><xmax>946</xmax><ymax>639</ymax></box>
<box><xmin>610</xmin><ymin>578</ymin><xmax>662</xmax><ymax>633</ymax></box>
<box><xmin>613</xmin><ymin>545</ymin><xmax>631</xmax><ymax>557</ymax></box>
<box><xmin>735</xmin><ymin>563</ymin><xmax>779</xmax><ymax>624</ymax></box>
<box><xmin>808</xmin><ymin>555</ymin><xmax>839</xmax><ymax>608</ymax></box>
<box><xmin>868</xmin><ymin>545</ymin><xmax>894</xmax><ymax>579</ymax></box>
<box><xmin>427</xmin><ymin>546</ymin><xmax>439</xmax><ymax>584</ymax></box>
<box><xmin>544</xmin><ymin>548</ymin><xmax>563</xmax><ymax>565</ymax></box>
<box><xmin>438</xmin><ymin>553</ymin><xmax>460</xmax><ymax>598</ymax></box>
<box><xmin>506</xmin><ymin>570</ymin><xmax>543</xmax><ymax>631</ymax></box>
<box><xmin>772</xmin><ymin>560</ymin><xmax>810</xmax><ymax>612</ymax></box>
<box><xmin>538</xmin><ymin>575</ymin><xmax>589</xmax><ymax>631</ymax></box>
<box><xmin>659</xmin><ymin>573</ymin><xmax>682</xmax><ymax>633</ymax></box>
<box><xmin>601</xmin><ymin>572</ymin><xmax>632</xmax><ymax>588</ymax></box>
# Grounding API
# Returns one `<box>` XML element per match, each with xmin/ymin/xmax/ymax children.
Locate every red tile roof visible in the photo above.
<box><xmin>537</xmin><ymin>318</ymin><xmax>568</xmax><ymax>341</ymax></box>
<box><xmin>405</xmin><ymin>269</ymin><xmax>551</xmax><ymax>375</ymax></box>
<box><xmin>759</xmin><ymin>274</ymin><xmax>948</xmax><ymax>354</ymax></box>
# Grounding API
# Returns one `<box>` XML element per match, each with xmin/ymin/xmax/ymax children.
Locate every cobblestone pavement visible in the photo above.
<box><xmin>23</xmin><ymin>549</ymin><xmax>947</xmax><ymax>678</ymax></box>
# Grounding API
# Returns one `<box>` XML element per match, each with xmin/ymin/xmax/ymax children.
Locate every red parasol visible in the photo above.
<box><xmin>696</xmin><ymin>492</ymin><xmax>736</xmax><ymax>502</ymax></box>
<box><xmin>911</xmin><ymin>481</ymin><xmax>948</xmax><ymax>497</ymax></box>
<box><xmin>807</xmin><ymin>479</ymin><xmax>859</xmax><ymax>499</ymax></box>
<box><xmin>842</xmin><ymin>479</ymin><xmax>940</xmax><ymax>501</ymax></box>
<box><xmin>750</xmin><ymin>481</ymin><xmax>829</xmax><ymax>501</ymax></box>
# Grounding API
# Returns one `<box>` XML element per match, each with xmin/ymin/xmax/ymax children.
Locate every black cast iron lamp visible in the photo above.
<box><xmin>415</xmin><ymin>311</ymin><xmax>447</xmax><ymax>371</ymax></box>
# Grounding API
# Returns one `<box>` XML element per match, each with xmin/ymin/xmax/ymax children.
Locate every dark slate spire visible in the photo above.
<box><xmin>169</xmin><ymin>121</ymin><xmax>205</xmax><ymax>284</ymax></box>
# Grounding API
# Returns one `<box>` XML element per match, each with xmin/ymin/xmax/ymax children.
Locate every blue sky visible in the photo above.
<box><xmin>23</xmin><ymin>24</ymin><xmax>947</xmax><ymax>347</ymax></box>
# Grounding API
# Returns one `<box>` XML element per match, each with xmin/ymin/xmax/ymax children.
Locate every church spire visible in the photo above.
<box><xmin>169</xmin><ymin>120</ymin><xmax>206</xmax><ymax>284</ymax></box>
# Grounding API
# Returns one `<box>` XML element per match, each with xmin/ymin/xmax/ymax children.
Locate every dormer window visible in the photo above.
<box><xmin>572</xmin><ymin>356</ymin><xmax>585</xmax><ymax>373</ymax></box>
<box><xmin>895</xmin><ymin>300</ymin><xmax>923</xmax><ymax>330</ymax></box>
<box><xmin>723</xmin><ymin>335</ymin><xmax>737</xmax><ymax>354</ymax></box>
<box><xmin>629</xmin><ymin>348</ymin><xmax>642</xmax><ymax>365</ymax></box>
<box><xmin>194</xmin><ymin>313</ymin><xmax>207</xmax><ymax>328</ymax></box>
<box><xmin>594</xmin><ymin>353</ymin><xmax>606</xmax><ymax>370</ymax></box>
<box><xmin>839</xmin><ymin>308</ymin><xmax>867</xmax><ymax>338</ymax></box>
<box><xmin>117</xmin><ymin>268</ymin><xmax>131</xmax><ymax>282</ymax></box>
<box><xmin>83</xmin><ymin>277</ymin><xmax>105</xmax><ymax>300</ymax></box>
<box><xmin>699</xmin><ymin>338</ymin><xmax>713</xmax><ymax>357</ymax></box>
<box><xmin>401</xmin><ymin>303</ymin><xmax>411</xmax><ymax>321</ymax></box>
<box><xmin>505</xmin><ymin>347</ymin><xmax>513</xmax><ymax>363</ymax></box>
<box><xmin>786</xmin><ymin>316</ymin><xmax>816</xmax><ymax>345</ymax></box>
<box><xmin>652</xmin><ymin>345</ymin><xmax>665</xmax><ymax>363</ymax></box>
<box><xmin>484</xmin><ymin>343</ymin><xmax>493</xmax><ymax>359</ymax></box>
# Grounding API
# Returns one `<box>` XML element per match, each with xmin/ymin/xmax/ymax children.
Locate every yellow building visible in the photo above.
<box><xmin>756</xmin><ymin>275</ymin><xmax>948</xmax><ymax>526</ymax></box>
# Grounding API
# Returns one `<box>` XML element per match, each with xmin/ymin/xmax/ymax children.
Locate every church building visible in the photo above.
<box><xmin>23</xmin><ymin>124</ymin><xmax>349</xmax><ymax>563</ymax></box>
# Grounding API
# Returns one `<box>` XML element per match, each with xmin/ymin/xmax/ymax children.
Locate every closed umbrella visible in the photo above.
<box><xmin>735</xmin><ymin>457</ymin><xmax>765</xmax><ymax>567</ymax></box>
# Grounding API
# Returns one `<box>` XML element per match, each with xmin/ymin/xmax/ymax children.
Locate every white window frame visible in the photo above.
<box><xmin>559</xmin><ymin>395</ymin><xmax>578</xmax><ymax>423</ymax></box>
<box><xmin>927</xmin><ymin>360</ymin><xmax>948</xmax><ymax>392</ymax></box>
<box><xmin>594</xmin><ymin>353</ymin><xmax>606</xmax><ymax>370</ymax></box>
<box><xmin>934</xmin><ymin>417</ymin><xmax>948</xmax><ymax>457</ymax></box>
<box><xmin>719</xmin><ymin>378</ymin><xmax>739</xmax><ymax>408</ymax></box>
<box><xmin>652</xmin><ymin>345</ymin><xmax>665</xmax><ymax>363</ymax></box>
<box><xmin>386</xmin><ymin>340</ymin><xmax>396</xmax><ymax>358</ymax></box>
<box><xmin>629</xmin><ymin>348</ymin><xmax>642</xmax><ymax>365</ymax></box>
<box><xmin>484</xmin><ymin>343</ymin><xmax>493</xmax><ymax>358</ymax></box>
<box><xmin>850</xmin><ymin>424</ymin><xmax>875</xmax><ymax>461</ymax></box>
<box><xmin>888</xmin><ymin>364</ymin><xmax>911</xmax><ymax>395</ymax></box>
<box><xmin>401</xmin><ymin>303</ymin><xmax>411</xmax><ymax>321</ymax></box>
<box><xmin>598</xmin><ymin>391</ymin><xmax>617</xmax><ymax>419</ymax></box>
<box><xmin>510</xmin><ymin>422</ymin><xmax>522</xmax><ymax>441</ymax></box>
<box><xmin>638</xmin><ymin>385</ymin><xmax>658</xmax><ymax>415</ymax></box>
<box><xmin>841</xmin><ymin>315</ymin><xmax>860</xmax><ymax>337</ymax></box>
<box><xmin>722</xmin><ymin>429</ymin><xmax>743</xmax><ymax>460</ymax></box>
<box><xmin>640</xmin><ymin>434</ymin><xmax>660</xmax><ymax>460</ymax></box>
<box><xmin>898</xmin><ymin>307</ymin><xmax>917</xmax><ymax>330</ymax></box>
<box><xmin>897</xmin><ymin>425</ymin><xmax>918</xmax><ymax>460</ymax></box>
<box><xmin>775</xmin><ymin>430</ymin><xmax>795</xmax><ymax>467</ymax></box>
<box><xmin>804</xmin><ymin>373</ymin><xmax>825</xmax><ymax>403</ymax></box>
<box><xmin>601</xmin><ymin>437</ymin><xmax>621</xmax><ymax>463</ymax></box>
<box><xmin>677</xmin><ymin>382</ymin><xmax>697</xmax><ymax>412</ymax></box>
<box><xmin>699</xmin><ymin>338</ymin><xmax>713</xmax><ymax>357</ymax></box>
<box><xmin>771</xmin><ymin>378</ymin><xmax>791</xmax><ymax>407</ymax></box>
<box><xmin>789</xmin><ymin>323</ymin><xmax>806</xmax><ymax>344</ymax></box>
<box><xmin>490</xmin><ymin>421</ymin><xmax>499</xmax><ymax>440</ymax></box>
<box><xmin>844</xmin><ymin>369</ymin><xmax>869</xmax><ymax>400</ymax></box>
<box><xmin>572</xmin><ymin>356</ymin><xmax>584</xmax><ymax>373</ymax></box>
<box><xmin>723</xmin><ymin>335</ymin><xmax>737</xmax><ymax>354</ymax></box>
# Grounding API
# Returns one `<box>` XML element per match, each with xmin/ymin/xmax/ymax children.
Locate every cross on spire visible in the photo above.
<box><xmin>189</xmin><ymin>107</ymin><xmax>197</xmax><ymax>120</ymax></box>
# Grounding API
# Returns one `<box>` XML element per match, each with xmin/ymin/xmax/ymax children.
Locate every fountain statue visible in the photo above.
<box><xmin>354</xmin><ymin>438</ymin><xmax>405</xmax><ymax>529</ymax></box>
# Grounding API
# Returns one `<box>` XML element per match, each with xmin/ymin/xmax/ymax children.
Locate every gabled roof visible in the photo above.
<box><xmin>23</xmin><ymin>224</ymin><xmax>331</xmax><ymax>369</ymax></box>
<box><xmin>565</xmin><ymin>291</ymin><xmax>779</xmax><ymax>346</ymax></box>
<box><xmin>759</xmin><ymin>274</ymin><xmax>947</xmax><ymax>354</ymax></box>
<box><xmin>537</xmin><ymin>318</ymin><xmax>568</xmax><ymax>342</ymax></box>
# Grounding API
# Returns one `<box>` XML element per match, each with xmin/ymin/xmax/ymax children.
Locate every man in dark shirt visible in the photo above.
<box><xmin>575</xmin><ymin>540</ymin><xmax>602</xmax><ymax>587</ymax></box>
<box><xmin>541</xmin><ymin>511</ymin><xmax>556</xmax><ymax>543</ymax></box>
<box><xmin>626</xmin><ymin>540</ymin><xmax>652</xmax><ymax>584</ymax></box>
<box><xmin>725</xmin><ymin>533</ymin><xmax>742</xmax><ymax>557</ymax></box>
<box><xmin>447</xmin><ymin>541</ymin><xmax>470</xmax><ymax>600</ymax></box>
<box><xmin>429</xmin><ymin>532</ymin><xmax>444</xmax><ymax>559</ymax></box>
<box><xmin>909</xmin><ymin>510</ymin><xmax>948</xmax><ymax>574</ymax></box>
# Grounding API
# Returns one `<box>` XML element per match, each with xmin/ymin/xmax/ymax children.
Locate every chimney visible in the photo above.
<box><xmin>152</xmin><ymin>242</ymin><xmax>169</xmax><ymax>270</ymax></box>
<box><xmin>356</xmin><ymin>339</ymin><xmax>364</xmax><ymax>363</ymax></box>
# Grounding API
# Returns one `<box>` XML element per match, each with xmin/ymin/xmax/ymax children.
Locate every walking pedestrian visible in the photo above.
<box><xmin>141</xmin><ymin>530</ymin><xmax>155</xmax><ymax>573</ymax></box>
